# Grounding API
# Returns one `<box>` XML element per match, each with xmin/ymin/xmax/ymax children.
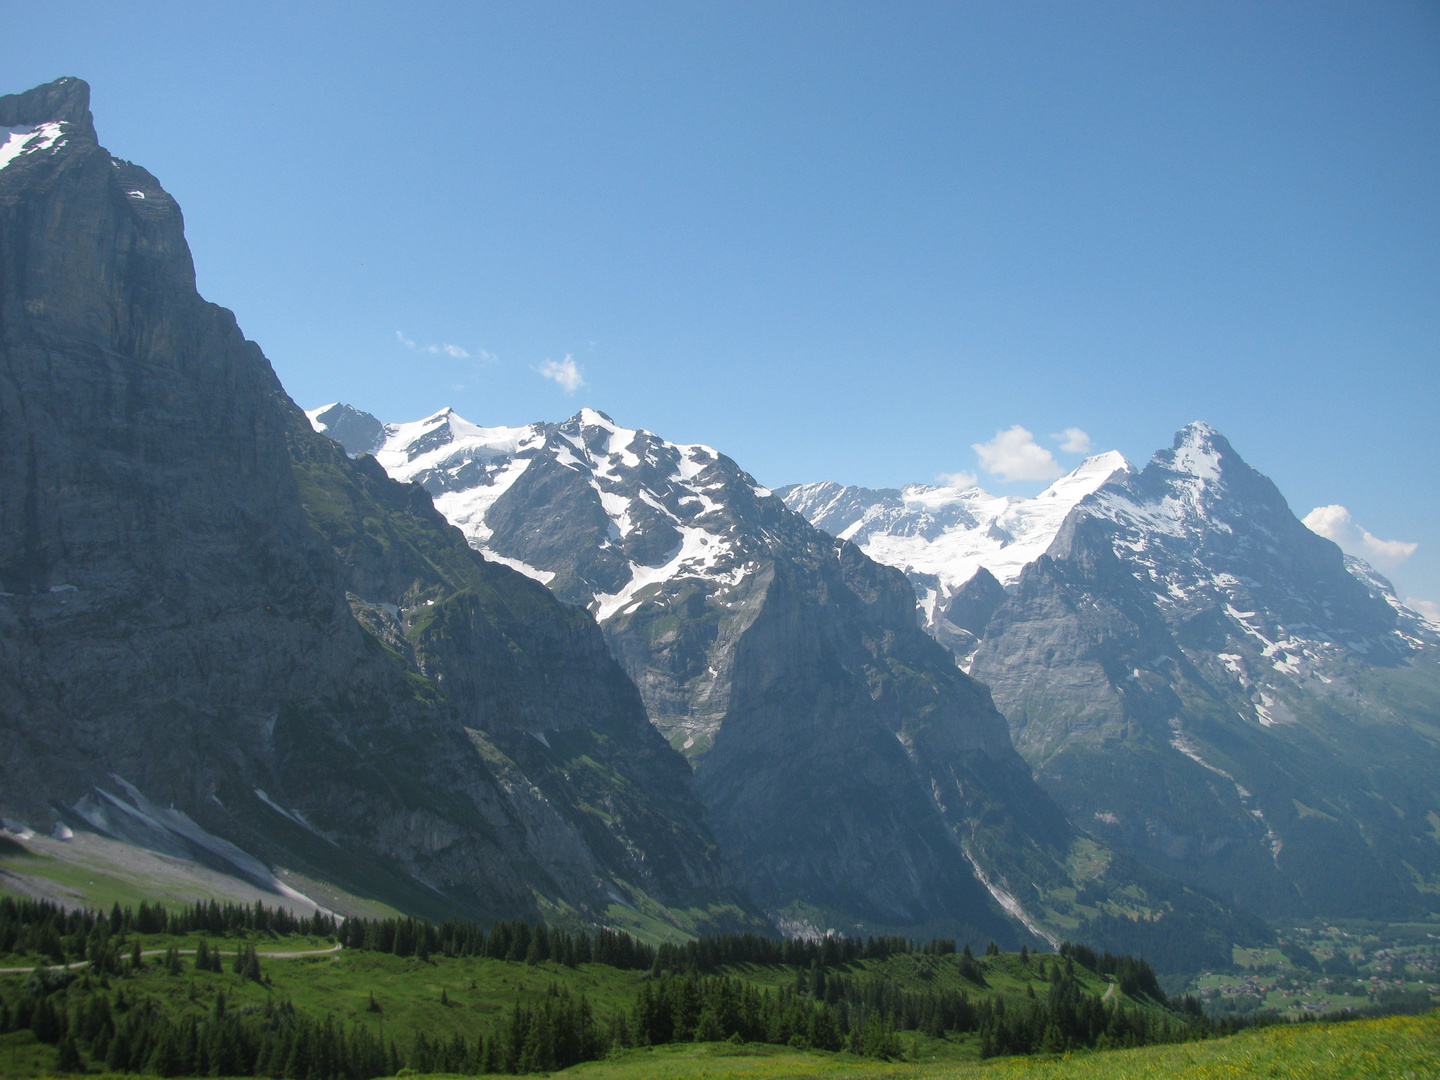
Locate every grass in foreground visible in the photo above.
<box><xmin>0</xmin><ymin>1010</ymin><xmax>1426</xmax><ymax>1079</ymax></box>
<box><xmin>562</xmin><ymin>1010</ymin><xmax>1439</xmax><ymax>1079</ymax></box>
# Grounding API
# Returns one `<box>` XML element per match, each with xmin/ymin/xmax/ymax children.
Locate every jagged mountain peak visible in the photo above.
<box><xmin>570</xmin><ymin>405</ymin><xmax>620</xmax><ymax>428</ymax></box>
<box><xmin>305</xmin><ymin>402</ymin><xmax>386</xmax><ymax>456</ymax></box>
<box><xmin>1173</xmin><ymin>419</ymin><xmax>1226</xmax><ymax>449</ymax></box>
<box><xmin>1081</xmin><ymin>424</ymin><xmax>1398</xmax><ymax>652</ymax></box>
<box><xmin>1045</xmin><ymin>449</ymin><xmax>1135</xmax><ymax>498</ymax></box>
<box><xmin>1094</xmin><ymin>422</ymin><xmax>1304</xmax><ymax>547</ymax></box>
<box><xmin>1151</xmin><ymin>421</ymin><xmax>1243</xmax><ymax>483</ymax></box>
<box><xmin>972</xmin><ymin>424</ymin><xmax>1440</xmax><ymax>924</ymax></box>
<box><xmin>0</xmin><ymin>77</ymin><xmax>94</xmax><ymax>133</ymax></box>
<box><xmin>1</xmin><ymin>78</ymin><xmax>96</xmax><ymax>179</ymax></box>
<box><xmin>308</xmin><ymin>403</ymin><xmax>773</xmax><ymax>609</ymax></box>
<box><xmin>0</xmin><ymin>78</ymin><xmax>100</xmax><ymax>183</ymax></box>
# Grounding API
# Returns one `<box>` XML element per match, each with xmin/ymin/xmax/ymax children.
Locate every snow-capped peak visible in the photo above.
<box><xmin>305</xmin><ymin>402</ymin><xmax>386</xmax><ymax>456</ymax></box>
<box><xmin>1089</xmin><ymin>422</ymin><xmax>1264</xmax><ymax>542</ymax></box>
<box><xmin>316</xmin><ymin>404</ymin><xmax>773</xmax><ymax>617</ymax></box>
<box><xmin>1056</xmin><ymin>422</ymin><xmax>1420</xmax><ymax>716</ymax></box>
<box><xmin>368</xmin><ymin>409</ymin><xmax>545</xmax><ymax>544</ymax></box>
<box><xmin>575</xmin><ymin>406</ymin><xmax>620</xmax><ymax>430</ymax></box>
<box><xmin>780</xmin><ymin>450</ymin><xmax>1134</xmax><ymax>644</ymax></box>
<box><xmin>1039</xmin><ymin>450</ymin><xmax>1134</xmax><ymax>501</ymax></box>
<box><xmin>1176</xmin><ymin>420</ymin><xmax>1221</xmax><ymax>442</ymax></box>
<box><xmin>1162</xmin><ymin>421</ymin><xmax>1232</xmax><ymax>481</ymax></box>
<box><xmin>305</xmin><ymin>402</ymin><xmax>340</xmax><ymax>423</ymax></box>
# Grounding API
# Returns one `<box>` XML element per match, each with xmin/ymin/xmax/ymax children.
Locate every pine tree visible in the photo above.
<box><xmin>31</xmin><ymin>995</ymin><xmax>63</xmax><ymax>1043</ymax></box>
<box><xmin>105</xmin><ymin>1029</ymin><xmax>132</xmax><ymax>1072</ymax></box>
<box><xmin>56</xmin><ymin>1032</ymin><xmax>84</xmax><ymax>1073</ymax></box>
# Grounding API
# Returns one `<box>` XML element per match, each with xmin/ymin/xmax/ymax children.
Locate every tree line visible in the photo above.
<box><xmin>335</xmin><ymin>916</ymin><xmax>653</xmax><ymax>970</ymax></box>
<box><xmin>0</xmin><ymin>896</ymin><xmax>336</xmax><ymax>968</ymax></box>
<box><xmin>338</xmin><ymin>913</ymin><xmax>1026</xmax><ymax>979</ymax></box>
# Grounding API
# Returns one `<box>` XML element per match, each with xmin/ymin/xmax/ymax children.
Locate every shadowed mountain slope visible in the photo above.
<box><xmin>0</xmin><ymin>78</ymin><xmax>749</xmax><ymax>936</ymax></box>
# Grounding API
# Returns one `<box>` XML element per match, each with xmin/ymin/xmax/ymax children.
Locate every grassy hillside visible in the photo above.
<box><xmin>9</xmin><ymin>897</ymin><xmax>1426</xmax><ymax>1079</ymax></box>
<box><xmin>566</xmin><ymin>1010</ymin><xmax>1440</xmax><ymax>1079</ymax></box>
<box><xmin>1</xmin><ymin>949</ymin><xmax>1434</xmax><ymax>1079</ymax></box>
<box><xmin>0</xmin><ymin>900</ymin><xmax>1201</xmax><ymax>1077</ymax></box>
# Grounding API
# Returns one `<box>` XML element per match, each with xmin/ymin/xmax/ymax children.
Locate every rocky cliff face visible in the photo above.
<box><xmin>0</xmin><ymin>78</ymin><xmax>745</xmax><ymax>933</ymax></box>
<box><xmin>312</xmin><ymin>408</ymin><xmax>1020</xmax><ymax>939</ymax></box>
<box><xmin>317</xmin><ymin>406</ymin><xmax>1260</xmax><ymax>965</ymax></box>
<box><xmin>970</xmin><ymin>423</ymin><xmax>1440</xmax><ymax>921</ymax></box>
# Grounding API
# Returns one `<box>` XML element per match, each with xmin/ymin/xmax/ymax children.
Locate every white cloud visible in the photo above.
<box><xmin>539</xmin><ymin>355</ymin><xmax>585</xmax><ymax>394</ymax></box>
<box><xmin>1055</xmin><ymin>427</ymin><xmax>1092</xmax><ymax>454</ymax></box>
<box><xmin>937</xmin><ymin>470</ymin><xmax>979</xmax><ymax>489</ymax></box>
<box><xmin>973</xmin><ymin>425</ymin><xmax>1063</xmax><ymax>482</ymax></box>
<box><xmin>1302</xmin><ymin>504</ymin><xmax>1418</xmax><ymax>572</ymax></box>
<box><xmin>397</xmin><ymin>330</ymin><xmax>475</xmax><ymax>360</ymax></box>
<box><xmin>1404</xmin><ymin>598</ymin><xmax>1440</xmax><ymax>625</ymax></box>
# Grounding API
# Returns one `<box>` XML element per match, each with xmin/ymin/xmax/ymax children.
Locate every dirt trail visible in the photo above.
<box><xmin>0</xmin><ymin>942</ymin><xmax>341</xmax><ymax>975</ymax></box>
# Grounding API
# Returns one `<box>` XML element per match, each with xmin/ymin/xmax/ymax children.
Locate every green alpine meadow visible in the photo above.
<box><xmin>12</xmin><ymin>897</ymin><xmax>1434</xmax><ymax>1079</ymax></box>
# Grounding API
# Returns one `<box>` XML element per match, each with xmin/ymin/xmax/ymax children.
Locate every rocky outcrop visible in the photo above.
<box><xmin>942</xmin><ymin>567</ymin><xmax>1008</xmax><ymax>638</ymax></box>
<box><xmin>0</xmin><ymin>78</ymin><xmax>748</xmax><ymax>932</ymax></box>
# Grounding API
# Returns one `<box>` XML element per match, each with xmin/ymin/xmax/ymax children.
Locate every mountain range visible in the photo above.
<box><xmin>4</xmin><ymin>78</ymin><xmax>1436</xmax><ymax>978</ymax></box>
<box><xmin>305</xmin><ymin>404</ymin><xmax>1262</xmax><ymax>967</ymax></box>
<box><xmin>785</xmin><ymin>426</ymin><xmax>1440</xmax><ymax>923</ymax></box>
<box><xmin>306</xmin><ymin>404</ymin><xmax>1439</xmax><ymax>951</ymax></box>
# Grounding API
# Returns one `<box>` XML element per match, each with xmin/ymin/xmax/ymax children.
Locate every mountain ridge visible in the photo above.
<box><xmin>312</xmin><ymin>402</ymin><xmax>1267</xmax><ymax>967</ymax></box>
<box><xmin>970</xmin><ymin>422</ymin><xmax>1440</xmax><ymax>920</ymax></box>
<box><xmin>777</xmin><ymin>452</ymin><xmax>1135</xmax><ymax>662</ymax></box>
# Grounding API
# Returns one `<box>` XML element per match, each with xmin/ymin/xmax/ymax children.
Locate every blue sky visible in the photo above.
<box><xmin>10</xmin><ymin>2</ymin><xmax>1439</xmax><ymax>606</ymax></box>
